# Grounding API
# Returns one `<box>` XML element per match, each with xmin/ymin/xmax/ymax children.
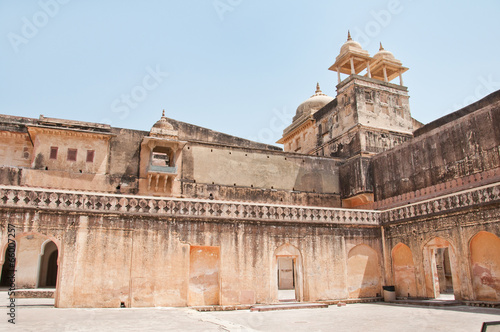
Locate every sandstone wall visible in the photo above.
<box><xmin>373</xmin><ymin>90</ymin><xmax>500</xmax><ymax>201</ymax></box>
<box><xmin>165</xmin><ymin>117</ymin><xmax>280</xmax><ymax>151</ymax></box>
<box><xmin>0</xmin><ymin>209</ymin><xmax>382</xmax><ymax>308</ymax></box>
<box><xmin>181</xmin><ymin>142</ymin><xmax>341</xmax><ymax>206</ymax></box>
<box><xmin>339</xmin><ymin>156</ymin><xmax>373</xmax><ymax>199</ymax></box>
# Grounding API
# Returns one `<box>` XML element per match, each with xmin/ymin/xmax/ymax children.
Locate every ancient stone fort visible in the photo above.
<box><xmin>1</xmin><ymin>33</ymin><xmax>499</xmax><ymax>308</ymax></box>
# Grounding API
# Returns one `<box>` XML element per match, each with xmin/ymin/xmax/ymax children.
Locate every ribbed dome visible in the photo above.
<box><xmin>293</xmin><ymin>83</ymin><xmax>334</xmax><ymax>121</ymax></box>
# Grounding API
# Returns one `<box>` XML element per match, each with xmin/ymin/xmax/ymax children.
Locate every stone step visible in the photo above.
<box><xmin>386</xmin><ymin>299</ymin><xmax>461</xmax><ymax>307</ymax></box>
<box><xmin>279</xmin><ymin>299</ymin><xmax>296</xmax><ymax>302</ymax></box>
<box><xmin>10</xmin><ymin>289</ymin><xmax>55</xmax><ymax>299</ymax></box>
<box><xmin>250</xmin><ymin>302</ymin><xmax>328</xmax><ymax>312</ymax></box>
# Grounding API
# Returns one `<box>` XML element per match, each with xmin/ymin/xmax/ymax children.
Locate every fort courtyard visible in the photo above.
<box><xmin>3</xmin><ymin>294</ymin><xmax>500</xmax><ymax>331</ymax></box>
<box><xmin>1</xmin><ymin>16</ymin><xmax>500</xmax><ymax>331</ymax></box>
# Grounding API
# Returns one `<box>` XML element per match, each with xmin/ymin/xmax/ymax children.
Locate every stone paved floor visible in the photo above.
<box><xmin>1</xmin><ymin>294</ymin><xmax>500</xmax><ymax>332</ymax></box>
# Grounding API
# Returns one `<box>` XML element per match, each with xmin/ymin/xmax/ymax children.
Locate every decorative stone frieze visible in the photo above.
<box><xmin>380</xmin><ymin>182</ymin><xmax>500</xmax><ymax>224</ymax></box>
<box><xmin>1</xmin><ymin>182</ymin><xmax>499</xmax><ymax>226</ymax></box>
<box><xmin>0</xmin><ymin>185</ymin><xmax>378</xmax><ymax>225</ymax></box>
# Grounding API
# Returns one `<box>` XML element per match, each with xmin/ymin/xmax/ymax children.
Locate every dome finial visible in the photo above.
<box><xmin>162</xmin><ymin>109</ymin><xmax>165</xmax><ymax>117</ymax></box>
<box><xmin>347</xmin><ymin>30</ymin><xmax>352</xmax><ymax>41</ymax></box>
<box><xmin>311</xmin><ymin>82</ymin><xmax>327</xmax><ymax>98</ymax></box>
<box><xmin>379</xmin><ymin>42</ymin><xmax>384</xmax><ymax>51</ymax></box>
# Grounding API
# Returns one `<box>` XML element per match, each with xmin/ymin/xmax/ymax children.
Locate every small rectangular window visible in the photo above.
<box><xmin>67</xmin><ymin>148</ymin><xmax>77</xmax><ymax>161</ymax></box>
<box><xmin>86</xmin><ymin>150</ymin><xmax>95</xmax><ymax>163</ymax></box>
<box><xmin>50</xmin><ymin>147</ymin><xmax>58</xmax><ymax>160</ymax></box>
<box><xmin>23</xmin><ymin>147</ymin><xmax>30</xmax><ymax>159</ymax></box>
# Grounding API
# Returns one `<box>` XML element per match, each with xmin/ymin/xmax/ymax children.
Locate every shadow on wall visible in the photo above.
<box><xmin>294</xmin><ymin>170</ymin><xmax>323</xmax><ymax>193</ymax></box>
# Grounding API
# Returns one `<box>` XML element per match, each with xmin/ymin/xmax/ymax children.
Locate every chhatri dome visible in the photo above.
<box><xmin>150</xmin><ymin>110</ymin><xmax>178</xmax><ymax>139</ymax></box>
<box><xmin>373</xmin><ymin>43</ymin><xmax>397</xmax><ymax>61</ymax></box>
<box><xmin>338</xmin><ymin>31</ymin><xmax>366</xmax><ymax>57</ymax></box>
<box><xmin>329</xmin><ymin>31</ymin><xmax>371</xmax><ymax>83</ymax></box>
<box><xmin>293</xmin><ymin>83</ymin><xmax>334</xmax><ymax>121</ymax></box>
<box><xmin>369</xmin><ymin>42</ymin><xmax>407</xmax><ymax>83</ymax></box>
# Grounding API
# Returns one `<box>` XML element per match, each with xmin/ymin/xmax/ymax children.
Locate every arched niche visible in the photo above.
<box><xmin>392</xmin><ymin>243</ymin><xmax>417</xmax><ymax>298</ymax></box>
<box><xmin>38</xmin><ymin>240</ymin><xmax>58</xmax><ymax>288</ymax></box>
<box><xmin>0</xmin><ymin>239</ymin><xmax>16</xmax><ymax>287</ymax></box>
<box><xmin>9</xmin><ymin>232</ymin><xmax>60</xmax><ymax>290</ymax></box>
<box><xmin>347</xmin><ymin>244</ymin><xmax>381</xmax><ymax>298</ymax></box>
<box><xmin>469</xmin><ymin>231</ymin><xmax>500</xmax><ymax>301</ymax></box>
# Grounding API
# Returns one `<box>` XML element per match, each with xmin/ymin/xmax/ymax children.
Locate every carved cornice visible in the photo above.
<box><xmin>27</xmin><ymin>126</ymin><xmax>115</xmax><ymax>140</ymax></box>
<box><xmin>0</xmin><ymin>131</ymin><xmax>29</xmax><ymax>137</ymax></box>
<box><xmin>279</xmin><ymin>116</ymin><xmax>314</xmax><ymax>144</ymax></box>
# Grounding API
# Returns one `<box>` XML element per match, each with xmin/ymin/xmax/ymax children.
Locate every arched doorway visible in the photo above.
<box><xmin>273</xmin><ymin>244</ymin><xmax>303</xmax><ymax>302</ymax></box>
<box><xmin>392</xmin><ymin>243</ymin><xmax>417</xmax><ymax>298</ymax></box>
<box><xmin>347</xmin><ymin>244</ymin><xmax>382</xmax><ymax>298</ymax></box>
<box><xmin>0</xmin><ymin>241</ymin><xmax>16</xmax><ymax>287</ymax></box>
<box><xmin>38</xmin><ymin>241</ymin><xmax>58</xmax><ymax>288</ymax></box>
<box><xmin>470</xmin><ymin>231</ymin><xmax>500</xmax><ymax>301</ymax></box>
<box><xmin>423</xmin><ymin>237</ymin><xmax>459</xmax><ymax>300</ymax></box>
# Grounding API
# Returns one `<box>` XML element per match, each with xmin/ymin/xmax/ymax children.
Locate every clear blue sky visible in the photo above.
<box><xmin>1</xmin><ymin>0</ymin><xmax>500</xmax><ymax>145</ymax></box>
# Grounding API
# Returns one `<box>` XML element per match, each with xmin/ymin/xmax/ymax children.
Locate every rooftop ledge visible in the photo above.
<box><xmin>337</xmin><ymin>74</ymin><xmax>408</xmax><ymax>92</ymax></box>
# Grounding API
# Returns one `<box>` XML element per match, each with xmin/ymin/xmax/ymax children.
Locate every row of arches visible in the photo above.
<box><xmin>272</xmin><ymin>232</ymin><xmax>500</xmax><ymax>303</ymax></box>
<box><xmin>1</xmin><ymin>231</ymin><xmax>497</xmax><ymax>305</ymax></box>
<box><xmin>392</xmin><ymin>231</ymin><xmax>500</xmax><ymax>301</ymax></box>
<box><xmin>0</xmin><ymin>234</ymin><xmax>59</xmax><ymax>289</ymax></box>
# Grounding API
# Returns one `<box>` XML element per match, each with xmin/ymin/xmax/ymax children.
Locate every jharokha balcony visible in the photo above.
<box><xmin>148</xmin><ymin>164</ymin><xmax>177</xmax><ymax>175</ymax></box>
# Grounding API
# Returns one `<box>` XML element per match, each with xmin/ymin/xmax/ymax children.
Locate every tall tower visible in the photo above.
<box><xmin>278</xmin><ymin>32</ymin><xmax>421</xmax><ymax>208</ymax></box>
<box><xmin>324</xmin><ymin>33</ymin><xmax>416</xmax><ymax>208</ymax></box>
<box><xmin>318</xmin><ymin>33</ymin><xmax>413</xmax><ymax>159</ymax></box>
